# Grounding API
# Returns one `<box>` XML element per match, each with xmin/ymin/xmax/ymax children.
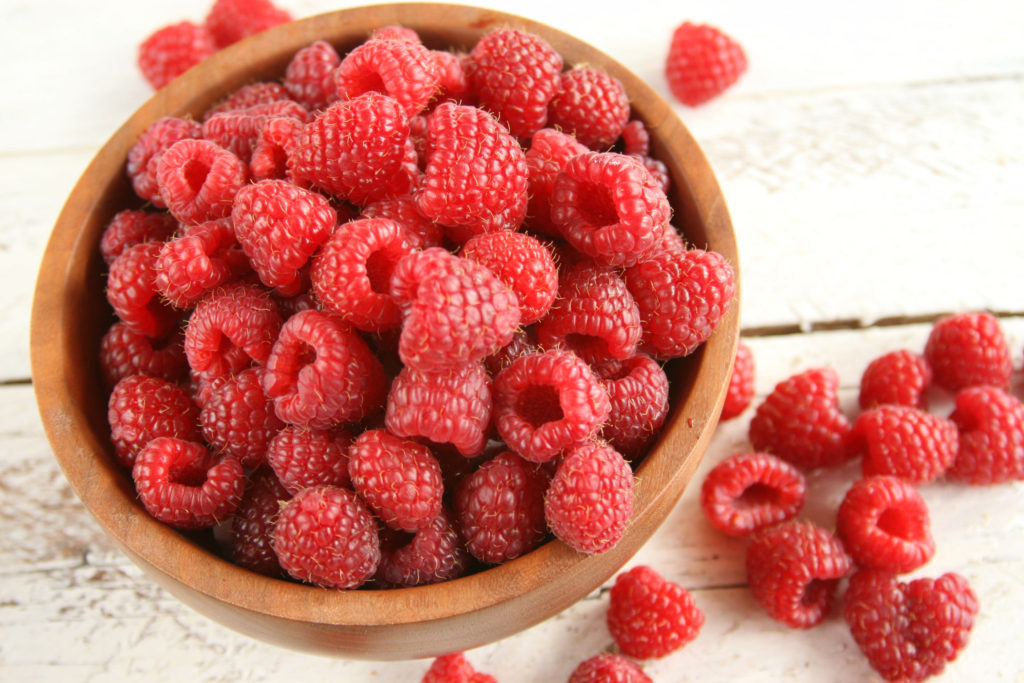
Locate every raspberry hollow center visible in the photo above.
<box><xmin>183</xmin><ymin>158</ymin><xmax>210</xmax><ymax>194</ymax></box>
<box><xmin>365</xmin><ymin>250</ymin><xmax>395</xmax><ymax>294</ymax></box>
<box><xmin>517</xmin><ymin>383</ymin><xmax>563</xmax><ymax>428</ymax></box>
<box><xmin>578</xmin><ymin>181</ymin><xmax>618</xmax><ymax>227</ymax></box>
<box><xmin>877</xmin><ymin>506</ymin><xmax>922</xmax><ymax>540</ymax></box>
<box><xmin>737</xmin><ymin>482</ymin><xmax>780</xmax><ymax>509</ymax></box>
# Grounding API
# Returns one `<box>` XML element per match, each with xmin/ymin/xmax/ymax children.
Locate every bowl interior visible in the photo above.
<box><xmin>30</xmin><ymin>2</ymin><xmax>739</xmax><ymax>660</ymax></box>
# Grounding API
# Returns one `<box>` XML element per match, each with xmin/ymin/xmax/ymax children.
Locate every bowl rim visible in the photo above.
<box><xmin>30</xmin><ymin>2</ymin><xmax>740</xmax><ymax>658</ymax></box>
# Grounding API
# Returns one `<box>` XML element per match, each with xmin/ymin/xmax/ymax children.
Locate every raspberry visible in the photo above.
<box><xmin>377</xmin><ymin>509</ymin><xmax>469</xmax><ymax>587</ymax></box>
<box><xmin>156</xmin><ymin>138</ymin><xmax>248</xmax><ymax>225</ymax></box>
<box><xmin>633</xmin><ymin>154</ymin><xmax>672</xmax><ymax>196</ymax></box>
<box><xmin>844</xmin><ymin>570</ymin><xmax>979</xmax><ymax>681</ymax></box>
<box><xmin>106</xmin><ymin>241</ymin><xmax>180</xmax><ymax>339</ymax></box>
<box><xmin>547</xmin><ymin>67</ymin><xmax>630</xmax><ymax>150</ymax></box>
<box><xmin>859</xmin><ymin>349</ymin><xmax>932</xmax><ymax>410</ymax></box>
<box><xmin>699</xmin><ymin>452</ymin><xmax>806</xmax><ymax>537</ymax></box>
<box><xmin>108</xmin><ymin>374</ymin><xmax>201</xmax><ymax>468</ymax></box>
<box><xmin>384</xmin><ymin>363</ymin><xmax>492</xmax><ymax>458</ymax></box>
<box><xmin>460</xmin><ymin>230</ymin><xmax>558</xmax><ymax>325</ymax></box>
<box><xmin>361</xmin><ymin>195</ymin><xmax>445</xmax><ymax>249</ymax></box>
<box><xmin>100</xmin><ymin>322</ymin><xmax>188</xmax><ymax>388</ymax></box>
<box><xmin>335</xmin><ymin>37</ymin><xmax>441</xmax><ymax>117</ymax></box>
<box><xmin>837</xmin><ymin>475</ymin><xmax>935</xmax><ymax>573</ymax></box>
<box><xmin>370</xmin><ymin>25</ymin><xmax>421</xmax><ymax>43</ymax></box>
<box><xmin>493</xmin><ymin>349</ymin><xmax>611</xmax><ymax>463</ymax></box>
<box><xmin>544</xmin><ymin>441</ymin><xmax>633</xmax><ymax>554</ymax></box>
<box><xmin>126</xmin><ymin>117</ymin><xmax>203</xmax><ymax>206</ymax></box>
<box><xmin>132</xmin><ymin>437</ymin><xmax>244</xmax><ymax>529</ymax></box>
<box><xmin>432</xmin><ymin>49</ymin><xmax>472</xmax><ymax>106</ymax></box>
<box><xmin>535</xmin><ymin>262</ymin><xmax>642</xmax><ymax>365</ymax></box>
<box><xmin>568</xmin><ymin>654</ymin><xmax>652</xmax><ymax>683</ymax></box>
<box><xmin>183</xmin><ymin>282</ymin><xmax>283</xmax><ymax>380</ymax></box>
<box><xmin>262</xmin><ymin>309</ymin><xmax>387</xmax><ymax>429</ymax></box>
<box><xmin>284</xmin><ymin>40</ymin><xmax>341</xmax><ymax>111</ymax></box>
<box><xmin>852</xmin><ymin>405</ymin><xmax>959</xmax><ymax>484</ymax></box>
<box><xmin>524</xmin><ymin>127</ymin><xmax>588</xmax><ymax>237</ymax></box>
<box><xmin>720</xmin><ymin>340</ymin><xmax>755</xmax><ymax>420</ymax></box>
<box><xmin>100</xmin><ymin>210</ymin><xmax>178</xmax><ymax>266</ymax></box>
<box><xmin>232</xmin><ymin>467</ymin><xmax>290</xmax><ymax>576</ymax></box>
<box><xmin>201</xmin><ymin>100</ymin><xmax>309</xmax><ymax>164</ymax></box>
<box><xmin>454</xmin><ymin>450</ymin><xmax>550</xmax><ymax>564</ymax></box>
<box><xmin>592</xmin><ymin>353</ymin><xmax>670</xmax><ymax>460</ymax></box>
<box><xmin>620</xmin><ymin>120</ymin><xmax>651</xmax><ymax>157</ymax></box>
<box><xmin>467</xmin><ymin>28</ymin><xmax>562</xmax><ymax>138</ymax></box>
<box><xmin>389</xmin><ymin>248</ymin><xmax>521</xmax><ymax>372</ymax></box>
<box><xmin>665</xmin><ymin>22</ymin><xmax>747</xmax><ymax>106</ymax></box>
<box><xmin>484</xmin><ymin>329</ymin><xmax>539</xmax><ymax>377</ymax></box>
<box><xmin>199</xmin><ymin>367</ymin><xmax>283</xmax><ymax>468</ymax></box>
<box><xmin>607</xmin><ymin>565</ymin><xmax>704</xmax><ymax>659</ymax></box>
<box><xmin>155</xmin><ymin>218</ymin><xmax>244</xmax><ymax>308</ymax></box>
<box><xmin>415</xmin><ymin>103</ymin><xmax>529</xmax><ymax>241</ymax></box>
<box><xmin>272</xmin><ymin>485</ymin><xmax>380</xmax><ymax>589</ymax></box>
<box><xmin>231</xmin><ymin>179</ymin><xmax>337</xmax><ymax>295</ymax></box>
<box><xmin>137</xmin><ymin>21</ymin><xmax>217</xmax><ymax>90</ymax></box>
<box><xmin>947</xmin><ymin>385</ymin><xmax>1024</xmax><ymax>484</ymax></box>
<box><xmin>551</xmin><ymin>152</ymin><xmax>671</xmax><ymax>267</ymax></box>
<box><xmin>310</xmin><ymin>217</ymin><xmax>416</xmax><ymax>332</ymax></box>
<box><xmin>204</xmin><ymin>0</ymin><xmax>292</xmax><ymax>49</ymax></box>
<box><xmin>421</xmin><ymin>652</ymin><xmax>497</xmax><ymax>683</ymax></box>
<box><xmin>746</xmin><ymin>520</ymin><xmax>853</xmax><ymax>628</ymax></box>
<box><xmin>249</xmin><ymin>115</ymin><xmax>304</xmax><ymax>182</ymax></box>
<box><xmin>748</xmin><ymin>367</ymin><xmax>853</xmax><ymax>469</ymax></box>
<box><xmin>924</xmin><ymin>311</ymin><xmax>1013</xmax><ymax>392</ymax></box>
<box><xmin>347</xmin><ymin>429</ymin><xmax>444</xmax><ymax>532</ymax></box>
<box><xmin>266</xmin><ymin>425</ymin><xmax>353</xmax><ymax>494</ymax></box>
<box><xmin>204</xmin><ymin>82</ymin><xmax>294</xmax><ymax>119</ymax></box>
<box><xmin>291</xmin><ymin>93</ymin><xmax>414</xmax><ymax>204</ymax></box>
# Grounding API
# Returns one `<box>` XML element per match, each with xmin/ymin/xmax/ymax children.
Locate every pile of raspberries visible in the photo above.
<box><xmin>102</xmin><ymin>19</ymin><xmax>737</xmax><ymax>595</ymax></box>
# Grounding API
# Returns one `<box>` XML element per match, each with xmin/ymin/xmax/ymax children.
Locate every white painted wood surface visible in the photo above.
<box><xmin>3</xmin><ymin>0</ymin><xmax>1023</xmax><ymax>680</ymax></box>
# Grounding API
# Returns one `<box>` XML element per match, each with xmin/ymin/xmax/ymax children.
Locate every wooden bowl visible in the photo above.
<box><xmin>30</xmin><ymin>3</ymin><xmax>739</xmax><ymax>661</ymax></box>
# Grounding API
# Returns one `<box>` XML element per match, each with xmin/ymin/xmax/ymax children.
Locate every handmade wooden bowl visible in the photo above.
<box><xmin>30</xmin><ymin>3</ymin><xmax>739</xmax><ymax>661</ymax></box>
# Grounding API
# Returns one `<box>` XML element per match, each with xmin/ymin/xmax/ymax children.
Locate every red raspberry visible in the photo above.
<box><xmin>535</xmin><ymin>262</ymin><xmax>642</xmax><ymax>365</ymax></box>
<box><xmin>633</xmin><ymin>154</ymin><xmax>672</xmax><ymax>196</ymax></box>
<box><xmin>467</xmin><ymin>28</ymin><xmax>562</xmax><ymax>138</ymax></box>
<box><xmin>155</xmin><ymin>218</ymin><xmax>244</xmax><ymax>308</ymax></box>
<box><xmin>844</xmin><ymin>570</ymin><xmax>979</xmax><ymax>681</ymax></box>
<box><xmin>859</xmin><ymin>349</ymin><xmax>932</xmax><ymax>410</ymax></box>
<box><xmin>100</xmin><ymin>322</ymin><xmax>188</xmax><ymax>388</ymax></box>
<box><xmin>852</xmin><ymin>405</ymin><xmax>959</xmax><ymax>484</ymax></box>
<box><xmin>699</xmin><ymin>452</ymin><xmax>806</xmax><ymax>537</ymax></box>
<box><xmin>551</xmin><ymin>152</ymin><xmax>671</xmax><ymax>267</ymax></box>
<box><xmin>348</xmin><ymin>429</ymin><xmax>443</xmax><ymax>532</ymax></box>
<box><xmin>137</xmin><ymin>21</ymin><xmax>217</xmax><ymax>90</ymax></box>
<box><xmin>720</xmin><ymin>340</ymin><xmax>755</xmax><ymax>420</ymax></box>
<box><xmin>748</xmin><ymin>367</ymin><xmax>853</xmax><ymax>469</ymax></box>
<box><xmin>201</xmin><ymin>100</ymin><xmax>309</xmax><ymax>164</ymax></box>
<box><xmin>272</xmin><ymin>485</ymin><xmax>381</xmax><ymax>589</ymax></box>
<box><xmin>232</xmin><ymin>179</ymin><xmax>337</xmax><ymax>296</ymax></box>
<box><xmin>377</xmin><ymin>509</ymin><xmax>469</xmax><ymax>587</ymax></box>
<box><xmin>126</xmin><ymin>117</ymin><xmax>203</xmax><ymax>206</ymax></box>
<box><xmin>385</xmin><ymin>363</ymin><xmax>492</xmax><ymax>458</ymax></box>
<box><xmin>156</xmin><ymin>138</ymin><xmax>248</xmax><ymax>225</ymax></box>
<box><xmin>421</xmin><ymin>652</ymin><xmax>497</xmax><ymax>683</ymax></box>
<box><xmin>266</xmin><ymin>425</ymin><xmax>353</xmax><ymax>494</ymax></box>
<box><xmin>924</xmin><ymin>311</ymin><xmax>1012</xmax><ymax>392</ymax></box>
<box><xmin>665</xmin><ymin>22</ymin><xmax>747</xmax><ymax>107</ymax></box>
<box><xmin>547</xmin><ymin>67</ymin><xmax>630</xmax><ymax>150</ymax></box>
<box><xmin>620</xmin><ymin>120</ymin><xmax>651</xmax><ymax>157</ymax></box>
<box><xmin>106</xmin><ymin>241</ymin><xmax>180</xmax><ymax>339</ymax></box>
<box><xmin>249</xmin><ymin>115</ymin><xmax>304</xmax><ymax>182</ymax></box>
<box><xmin>389</xmin><ymin>248</ymin><xmax>521</xmax><ymax>372</ymax></box>
<box><xmin>199</xmin><ymin>367</ymin><xmax>283</xmax><ymax>469</ymax></box>
<box><xmin>232</xmin><ymin>467</ymin><xmax>290</xmax><ymax>576</ymax></box>
<box><xmin>624</xmin><ymin>248</ymin><xmax>736</xmax><ymax>359</ymax></box>
<box><xmin>746</xmin><ymin>520</ymin><xmax>853</xmax><ymax>628</ymax></box>
<box><xmin>108</xmin><ymin>374</ymin><xmax>201</xmax><ymax>468</ymax></box>
<box><xmin>416</xmin><ymin>103</ymin><xmax>529</xmax><ymax>240</ymax></box>
<box><xmin>837</xmin><ymin>475</ymin><xmax>935</xmax><ymax>573</ymax></box>
<box><xmin>524</xmin><ymin>127</ymin><xmax>588</xmax><ymax>237</ymax></box>
<box><xmin>484</xmin><ymin>328</ymin><xmax>539</xmax><ymax>377</ymax></box>
<box><xmin>454</xmin><ymin>450</ymin><xmax>550</xmax><ymax>564</ymax></box>
<box><xmin>592</xmin><ymin>353</ymin><xmax>669</xmax><ymax>461</ymax></box>
<box><xmin>431</xmin><ymin>49</ymin><xmax>472</xmax><ymax>106</ymax></box>
<box><xmin>100</xmin><ymin>210</ymin><xmax>178</xmax><ymax>266</ymax></box>
<box><xmin>607</xmin><ymin>565</ymin><xmax>704</xmax><ymax>659</ymax></box>
<box><xmin>335</xmin><ymin>37</ymin><xmax>441</xmax><ymax>117</ymax></box>
<box><xmin>204</xmin><ymin>0</ymin><xmax>292</xmax><ymax>49</ymax></box>
<box><xmin>291</xmin><ymin>93</ymin><xmax>414</xmax><ymax>205</ymax></box>
<box><xmin>460</xmin><ymin>230</ymin><xmax>558</xmax><ymax>325</ymax></box>
<box><xmin>262</xmin><ymin>309</ymin><xmax>387</xmax><ymax>429</ymax></box>
<box><xmin>947</xmin><ymin>385</ymin><xmax>1024</xmax><ymax>484</ymax></box>
<box><xmin>370</xmin><ymin>25</ymin><xmax>421</xmax><ymax>43</ymax></box>
<box><xmin>310</xmin><ymin>217</ymin><xmax>416</xmax><ymax>332</ymax></box>
<box><xmin>568</xmin><ymin>654</ymin><xmax>652</xmax><ymax>683</ymax></box>
<box><xmin>544</xmin><ymin>441</ymin><xmax>633</xmax><ymax>554</ymax></box>
<box><xmin>493</xmin><ymin>349</ymin><xmax>611</xmax><ymax>463</ymax></box>
<box><xmin>361</xmin><ymin>194</ymin><xmax>444</xmax><ymax>249</ymax></box>
<box><xmin>132</xmin><ymin>437</ymin><xmax>244</xmax><ymax>529</ymax></box>
<box><xmin>204</xmin><ymin>82</ymin><xmax>294</xmax><ymax>119</ymax></box>
<box><xmin>183</xmin><ymin>282</ymin><xmax>283</xmax><ymax>380</ymax></box>
<box><xmin>284</xmin><ymin>40</ymin><xmax>341</xmax><ymax>111</ymax></box>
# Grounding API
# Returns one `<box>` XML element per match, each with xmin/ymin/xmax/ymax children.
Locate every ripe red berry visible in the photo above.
<box><xmin>720</xmin><ymin>340</ymin><xmax>755</xmax><ymax>420</ymax></box>
<box><xmin>607</xmin><ymin>565</ymin><xmax>704</xmax><ymax>659</ymax></box>
<box><xmin>201</xmin><ymin>100</ymin><xmax>309</xmax><ymax>164</ymax></box>
<box><xmin>232</xmin><ymin>467</ymin><xmax>290</xmax><ymax>577</ymax></box>
<box><xmin>204</xmin><ymin>0</ymin><xmax>292</xmax><ymax>49</ymax></box>
<box><xmin>126</xmin><ymin>116</ymin><xmax>203</xmax><ymax>206</ymax></box>
<box><xmin>421</xmin><ymin>652</ymin><xmax>497</xmax><ymax>683</ymax></box>
<box><xmin>568</xmin><ymin>654</ymin><xmax>652</xmax><ymax>683</ymax></box>
<box><xmin>665</xmin><ymin>22</ymin><xmax>747</xmax><ymax>107</ymax></box>
<box><xmin>335</xmin><ymin>37</ymin><xmax>441</xmax><ymax>117</ymax></box>
<box><xmin>837</xmin><ymin>475</ymin><xmax>935</xmax><ymax>573</ymax></box>
<box><xmin>266</xmin><ymin>425</ymin><xmax>353</xmax><ymax>495</ymax></box>
<box><xmin>859</xmin><ymin>349</ymin><xmax>932</xmax><ymax>410</ymax></box>
<box><xmin>100</xmin><ymin>209</ymin><xmax>178</xmax><ymax>266</ymax></box>
<box><xmin>137</xmin><ymin>21</ymin><xmax>217</xmax><ymax>90</ymax></box>
<box><xmin>947</xmin><ymin>385</ymin><xmax>1024</xmax><ymax>484</ymax></box>
<box><xmin>199</xmin><ymin>366</ymin><xmax>283</xmax><ymax>469</ymax></box>
<box><xmin>155</xmin><ymin>218</ymin><xmax>244</xmax><ymax>308</ymax></box>
<box><xmin>108</xmin><ymin>374</ymin><xmax>201</xmax><ymax>468</ymax></box>
<box><xmin>106</xmin><ymin>242</ymin><xmax>181</xmax><ymax>340</ymax></box>
<box><xmin>284</xmin><ymin>40</ymin><xmax>341</xmax><ymax>110</ymax></box>
<box><xmin>547</xmin><ymin>67</ymin><xmax>631</xmax><ymax>150</ymax></box>
<box><xmin>924</xmin><ymin>311</ymin><xmax>1013</xmax><ymax>392</ymax></box>
<box><xmin>99</xmin><ymin>322</ymin><xmax>188</xmax><ymax>388</ymax></box>
<box><xmin>524</xmin><ymin>127</ymin><xmax>588</xmax><ymax>237</ymax></box>
<box><xmin>377</xmin><ymin>510</ymin><xmax>469</xmax><ymax>587</ymax></box>
<box><xmin>460</xmin><ymin>230</ymin><xmax>559</xmax><ymax>326</ymax></box>
<box><xmin>852</xmin><ymin>405</ymin><xmax>959</xmax><ymax>484</ymax></box>
<box><xmin>592</xmin><ymin>353</ymin><xmax>670</xmax><ymax>461</ymax></box>
<box><xmin>700</xmin><ymin>452</ymin><xmax>806</xmax><ymax>537</ymax></box>
<box><xmin>156</xmin><ymin>138</ymin><xmax>249</xmax><ymax>225</ymax></box>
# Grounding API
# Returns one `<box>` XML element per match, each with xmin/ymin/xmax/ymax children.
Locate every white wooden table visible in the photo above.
<box><xmin>3</xmin><ymin>1</ymin><xmax>1023</xmax><ymax>680</ymax></box>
